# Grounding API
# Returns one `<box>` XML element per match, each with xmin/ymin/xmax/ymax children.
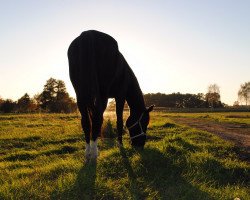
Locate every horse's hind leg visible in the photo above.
<box><xmin>91</xmin><ymin>103</ymin><xmax>105</xmax><ymax>160</ymax></box>
<box><xmin>79</xmin><ymin>106</ymin><xmax>92</xmax><ymax>161</ymax></box>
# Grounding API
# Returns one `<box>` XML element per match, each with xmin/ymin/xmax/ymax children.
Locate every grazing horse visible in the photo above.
<box><xmin>68</xmin><ymin>30</ymin><xmax>154</xmax><ymax>160</ymax></box>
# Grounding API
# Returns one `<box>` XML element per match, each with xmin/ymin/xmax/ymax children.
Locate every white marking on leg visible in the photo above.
<box><xmin>85</xmin><ymin>143</ymin><xmax>91</xmax><ymax>160</ymax></box>
<box><xmin>90</xmin><ymin>139</ymin><xmax>98</xmax><ymax>159</ymax></box>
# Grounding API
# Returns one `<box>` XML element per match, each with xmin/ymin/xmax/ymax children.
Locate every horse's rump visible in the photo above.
<box><xmin>68</xmin><ymin>30</ymin><xmax>123</xmax><ymax>108</ymax></box>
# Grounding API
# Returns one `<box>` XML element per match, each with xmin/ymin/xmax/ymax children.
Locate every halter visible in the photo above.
<box><xmin>127</xmin><ymin>113</ymin><xmax>146</xmax><ymax>140</ymax></box>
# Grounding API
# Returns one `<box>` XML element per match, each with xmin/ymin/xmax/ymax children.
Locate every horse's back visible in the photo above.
<box><xmin>68</xmin><ymin>30</ymin><xmax>123</xmax><ymax>105</ymax></box>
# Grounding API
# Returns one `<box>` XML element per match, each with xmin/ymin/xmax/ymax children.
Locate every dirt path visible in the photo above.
<box><xmin>171</xmin><ymin>117</ymin><xmax>250</xmax><ymax>162</ymax></box>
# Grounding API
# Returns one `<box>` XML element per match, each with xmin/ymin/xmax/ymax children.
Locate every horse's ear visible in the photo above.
<box><xmin>147</xmin><ymin>105</ymin><xmax>155</xmax><ymax>113</ymax></box>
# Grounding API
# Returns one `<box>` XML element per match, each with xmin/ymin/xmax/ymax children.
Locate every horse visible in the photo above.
<box><xmin>67</xmin><ymin>30</ymin><xmax>154</xmax><ymax>160</ymax></box>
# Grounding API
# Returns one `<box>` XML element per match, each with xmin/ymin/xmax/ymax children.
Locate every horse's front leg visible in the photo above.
<box><xmin>116</xmin><ymin>98</ymin><xmax>125</xmax><ymax>146</ymax></box>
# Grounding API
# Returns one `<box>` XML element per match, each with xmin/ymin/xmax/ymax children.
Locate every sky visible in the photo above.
<box><xmin>0</xmin><ymin>0</ymin><xmax>249</xmax><ymax>105</ymax></box>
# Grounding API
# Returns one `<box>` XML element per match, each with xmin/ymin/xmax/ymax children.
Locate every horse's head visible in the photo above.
<box><xmin>126</xmin><ymin>105</ymin><xmax>154</xmax><ymax>148</ymax></box>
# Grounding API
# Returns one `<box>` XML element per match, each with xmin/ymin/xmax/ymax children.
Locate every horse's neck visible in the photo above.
<box><xmin>125</xmin><ymin>73</ymin><xmax>146</xmax><ymax>116</ymax></box>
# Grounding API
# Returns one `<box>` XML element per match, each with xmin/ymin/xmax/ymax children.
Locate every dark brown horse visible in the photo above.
<box><xmin>68</xmin><ymin>30</ymin><xmax>154</xmax><ymax>160</ymax></box>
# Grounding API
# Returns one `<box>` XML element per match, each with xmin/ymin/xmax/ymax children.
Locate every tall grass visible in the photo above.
<box><xmin>0</xmin><ymin>112</ymin><xmax>249</xmax><ymax>199</ymax></box>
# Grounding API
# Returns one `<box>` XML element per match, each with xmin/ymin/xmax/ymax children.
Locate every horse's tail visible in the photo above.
<box><xmin>68</xmin><ymin>31</ymin><xmax>99</xmax><ymax>110</ymax></box>
<box><xmin>79</xmin><ymin>31</ymin><xmax>99</xmax><ymax>108</ymax></box>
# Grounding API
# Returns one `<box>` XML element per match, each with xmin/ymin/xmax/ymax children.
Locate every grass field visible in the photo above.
<box><xmin>0</xmin><ymin>112</ymin><xmax>249</xmax><ymax>200</ymax></box>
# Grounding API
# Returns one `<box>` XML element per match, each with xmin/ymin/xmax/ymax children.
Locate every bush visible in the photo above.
<box><xmin>102</xmin><ymin>119</ymin><xmax>116</xmax><ymax>138</ymax></box>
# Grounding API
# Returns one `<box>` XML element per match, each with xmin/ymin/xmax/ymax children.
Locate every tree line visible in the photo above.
<box><xmin>0</xmin><ymin>80</ymin><xmax>249</xmax><ymax>113</ymax></box>
<box><xmin>144</xmin><ymin>82</ymin><xmax>250</xmax><ymax>108</ymax></box>
<box><xmin>109</xmin><ymin>82</ymin><xmax>250</xmax><ymax>109</ymax></box>
<box><xmin>0</xmin><ymin>78</ymin><xmax>77</xmax><ymax>113</ymax></box>
<box><xmin>144</xmin><ymin>92</ymin><xmax>224</xmax><ymax>108</ymax></box>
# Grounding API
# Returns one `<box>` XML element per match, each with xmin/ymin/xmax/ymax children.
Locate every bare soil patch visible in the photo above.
<box><xmin>171</xmin><ymin>117</ymin><xmax>250</xmax><ymax>162</ymax></box>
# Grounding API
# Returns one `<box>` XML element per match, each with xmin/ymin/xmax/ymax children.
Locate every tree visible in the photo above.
<box><xmin>238</xmin><ymin>82</ymin><xmax>250</xmax><ymax>106</ymax></box>
<box><xmin>0</xmin><ymin>99</ymin><xmax>17</xmax><ymax>113</ymax></box>
<box><xmin>38</xmin><ymin>78</ymin><xmax>77</xmax><ymax>113</ymax></box>
<box><xmin>0</xmin><ymin>97</ymin><xmax>4</xmax><ymax>112</ymax></box>
<box><xmin>39</xmin><ymin>78</ymin><xmax>57</xmax><ymax>111</ymax></box>
<box><xmin>233</xmin><ymin>101</ymin><xmax>240</xmax><ymax>107</ymax></box>
<box><xmin>205</xmin><ymin>84</ymin><xmax>222</xmax><ymax>108</ymax></box>
<box><xmin>0</xmin><ymin>97</ymin><xmax>4</xmax><ymax>109</ymax></box>
<box><xmin>17</xmin><ymin>93</ymin><xmax>37</xmax><ymax>112</ymax></box>
<box><xmin>208</xmin><ymin>84</ymin><xmax>220</xmax><ymax>94</ymax></box>
<box><xmin>0</xmin><ymin>97</ymin><xmax>3</xmax><ymax>104</ymax></box>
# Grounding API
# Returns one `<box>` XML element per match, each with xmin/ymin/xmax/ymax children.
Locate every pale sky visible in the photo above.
<box><xmin>0</xmin><ymin>0</ymin><xmax>249</xmax><ymax>105</ymax></box>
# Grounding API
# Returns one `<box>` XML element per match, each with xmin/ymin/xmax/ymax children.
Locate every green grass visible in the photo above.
<box><xmin>160</xmin><ymin>112</ymin><xmax>250</xmax><ymax>125</ymax></box>
<box><xmin>0</xmin><ymin>112</ymin><xmax>249</xmax><ymax>199</ymax></box>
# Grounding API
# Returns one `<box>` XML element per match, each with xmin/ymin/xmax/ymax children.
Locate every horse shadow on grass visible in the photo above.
<box><xmin>55</xmin><ymin>161</ymin><xmax>97</xmax><ymax>200</ymax></box>
<box><xmin>119</xmin><ymin>147</ymin><xmax>146</xmax><ymax>199</ymax></box>
<box><xmin>119</xmin><ymin>146</ymin><xmax>212</xmax><ymax>200</ymax></box>
<box><xmin>54</xmin><ymin>144</ymin><xmax>245</xmax><ymax>199</ymax></box>
<box><xmin>74</xmin><ymin>161</ymin><xmax>97</xmax><ymax>200</ymax></box>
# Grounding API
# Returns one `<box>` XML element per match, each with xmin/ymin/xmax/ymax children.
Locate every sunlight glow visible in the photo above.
<box><xmin>0</xmin><ymin>1</ymin><xmax>249</xmax><ymax>105</ymax></box>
